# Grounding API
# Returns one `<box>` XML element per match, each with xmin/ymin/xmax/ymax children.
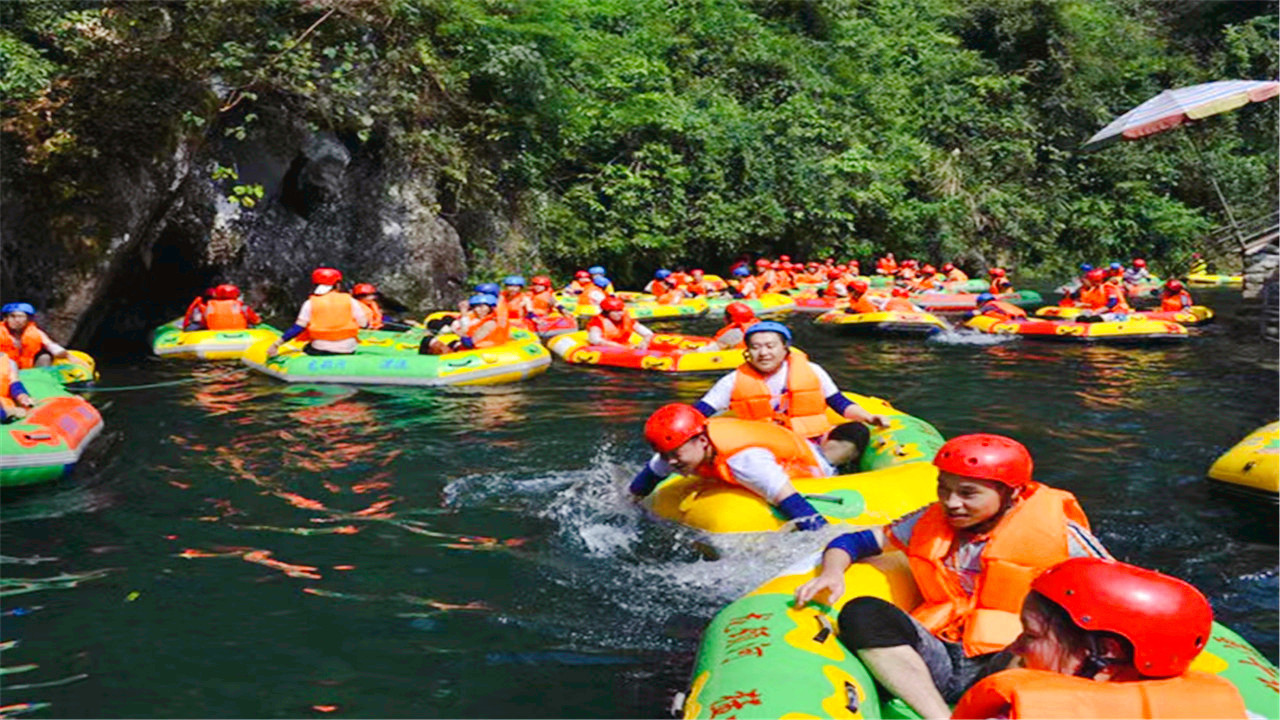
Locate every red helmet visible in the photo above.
<box><xmin>988</xmin><ymin>267</ymin><xmax>1006</xmax><ymax>277</ymax></box>
<box><xmin>779</xmin><ymin>254</ymin><xmax>791</xmax><ymax>262</ymax></box>
<box><xmin>690</xmin><ymin>268</ymin><xmax>704</xmax><ymax>276</ymax></box>
<box><xmin>942</xmin><ymin>262</ymin><xmax>954</xmax><ymax>271</ymax></box>
<box><xmin>724</xmin><ymin>302</ymin><xmax>756</xmax><ymax>323</ymax></box>
<box><xmin>850</xmin><ymin>279</ymin><xmax>869</xmax><ymax>294</ymax></box>
<box><xmin>351</xmin><ymin>283</ymin><xmax>377</xmax><ymax>297</ymax></box>
<box><xmin>312</xmin><ymin>267</ymin><xmax>342</xmax><ymax>285</ymax></box>
<box><xmin>644</xmin><ymin>403</ymin><xmax>706</xmax><ymax>453</ymax></box>
<box><xmin>826</xmin><ymin>268</ymin><xmax>842</xmax><ymax>280</ymax></box>
<box><xmin>1164</xmin><ymin>279</ymin><xmax>1183</xmax><ymax>292</ymax></box>
<box><xmin>531</xmin><ymin>275</ymin><xmax>552</xmax><ymax>288</ymax></box>
<box><xmin>835</xmin><ymin>264</ymin><xmax>848</xmax><ymax>272</ymax></box>
<box><xmin>600</xmin><ymin>296</ymin><xmax>626</xmax><ymax>312</ymax></box>
<box><xmin>1085</xmin><ymin>269</ymin><xmax>1106</xmax><ymax>283</ymax></box>
<box><xmin>932</xmin><ymin>433</ymin><xmax>1032</xmax><ymax>487</ymax></box>
<box><xmin>891</xmin><ymin>286</ymin><xmax>910</xmax><ymax>298</ymax></box>
<box><xmin>213</xmin><ymin>283</ymin><xmax>240</xmax><ymax>300</ymax></box>
<box><xmin>770</xmin><ymin>261</ymin><xmax>782</xmax><ymax>270</ymax></box>
<box><xmin>575</xmin><ymin>270</ymin><xmax>591</xmax><ymax>280</ymax></box>
<box><xmin>755</xmin><ymin>258</ymin><xmax>771</xmax><ymax>268</ymax></box>
<box><xmin>921</xmin><ymin>264</ymin><xmax>936</xmax><ymax>274</ymax></box>
<box><xmin>1032</xmin><ymin>558</ymin><xmax>1212</xmax><ymax>678</ymax></box>
<box><xmin>1132</xmin><ymin>258</ymin><xmax>1146</xmax><ymax>268</ymax></box>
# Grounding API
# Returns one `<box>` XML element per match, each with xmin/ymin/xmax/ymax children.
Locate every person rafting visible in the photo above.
<box><xmin>564</xmin><ymin>270</ymin><xmax>593</xmax><ymax>295</ymax></box>
<box><xmin>586</xmin><ymin>296</ymin><xmax>655</xmax><ymax>349</ymax></box>
<box><xmin>876</xmin><ymin>253</ymin><xmax>898</xmax><ymax>276</ymax></box>
<box><xmin>351</xmin><ymin>284</ymin><xmax>385</xmax><ymax>330</ymax></box>
<box><xmin>972</xmin><ymin>293</ymin><xmax>1027</xmax><ymax>321</ymax></box>
<box><xmin>528</xmin><ymin>275</ymin><xmax>566</xmax><ymax>319</ymax></box>
<box><xmin>988</xmin><ymin>267</ymin><xmax>1012</xmax><ymax>295</ymax></box>
<box><xmin>1187</xmin><ymin>252</ymin><xmax>1207</xmax><ymax>275</ymax></box>
<box><xmin>1124</xmin><ymin>258</ymin><xmax>1153</xmax><ymax>284</ymax></box>
<box><xmin>822</xmin><ymin>268</ymin><xmax>850</xmax><ymax>299</ymax></box>
<box><xmin>730</xmin><ymin>265</ymin><xmax>762</xmax><ymax>299</ymax></box>
<box><xmin>883</xmin><ymin>286</ymin><xmax>919</xmax><ymax>313</ymax></box>
<box><xmin>943</xmin><ymin>262</ymin><xmax>968</xmax><ymax>283</ymax></box>
<box><xmin>1</xmin><ymin>302</ymin><xmax>77</xmax><ymax>369</ymax></box>
<box><xmin>697</xmin><ymin>302</ymin><xmax>756</xmax><ymax>352</ymax></box>
<box><xmin>628</xmin><ymin>403</ymin><xmax>833</xmax><ymax>531</ymax></box>
<box><xmin>794</xmin><ymin>434</ymin><xmax>1110</xmax><ymax>719</ymax></box>
<box><xmin>1076</xmin><ymin>269</ymin><xmax>1129</xmax><ymax>316</ymax></box>
<box><xmin>182</xmin><ymin>288</ymin><xmax>216</xmax><ymax>331</ymax></box>
<box><xmin>842</xmin><ymin>279</ymin><xmax>878</xmax><ymax>314</ymax></box>
<box><xmin>690</xmin><ymin>321</ymin><xmax>890</xmax><ymax>468</ymax></box>
<box><xmin>581</xmin><ymin>275</ymin><xmax>611</xmax><ymax>307</ymax></box>
<box><xmin>497</xmin><ymin>275</ymin><xmax>533</xmax><ymax>326</ymax></box>
<box><xmin>190</xmin><ymin>284</ymin><xmax>262</xmax><ymax>331</ymax></box>
<box><xmin>952</xmin><ymin>558</ymin><xmax>1247</xmax><ymax>719</ymax></box>
<box><xmin>421</xmin><ymin>293</ymin><xmax>509</xmax><ymax>354</ymax></box>
<box><xmin>644</xmin><ymin>269</ymin><xmax>674</xmax><ymax>296</ymax></box>
<box><xmin>267</xmin><ymin>268</ymin><xmax>370</xmax><ymax>357</ymax></box>
<box><xmin>0</xmin><ymin>356</ymin><xmax>35</xmax><ymax>423</ymax></box>
<box><xmin>1159</xmin><ymin>279</ymin><xmax>1194</xmax><ymax>312</ymax></box>
<box><xmin>587</xmin><ymin>265</ymin><xmax>615</xmax><ymax>294</ymax></box>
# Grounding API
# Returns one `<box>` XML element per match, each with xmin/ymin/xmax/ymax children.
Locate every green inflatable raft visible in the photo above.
<box><xmin>1</xmin><ymin>369</ymin><xmax>104</xmax><ymax>488</ymax></box>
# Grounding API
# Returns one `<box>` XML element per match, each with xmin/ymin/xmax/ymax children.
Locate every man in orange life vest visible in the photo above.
<box><xmin>972</xmin><ymin>292</ymin><xmax>1027</xmax><ymax>321</ymax></box>
<box><xmin>729</xmin><ymin>265</ymin><xmax>762</xmax><ymax>299</ymax></box>
<box><xmin>628</xmin><ymin>403</ymin><xmax>833</xmax><ymax>530</ymax></box>
<box><xmin>1077</xmin><ymin>269</ymin><xmax>1130</xmax><ymax>316</ymax></box>
<box><xmin>497</xmin><ymin>275</ymin><xmax>533</xmax><ymax>327</ymax></box>
<box><xmin>527</xmin><ymin>276</ymin><xmax>566</xmax><ymax>318</ymax></box>
<box><xmin>942</xmin><ymin>262</ymin><xmax>968</xmax><ymax>283</ymax></box>
<box><xmin>953</xmin><ymin>558</ymin><xmax>1246</xmax><ymax>719</ymax></box>
<box><xmin>794</xmin><ymin>434</ymin><xmax>1109</xmax><ymax>719</ymax></box>
<box><xmin>883</xmin><ymin>286</ymin><xmax>919</xmax><ymax>313</ymax></box>
<box><xmin>842</xmin><ymin>279</ymin><xmax>878</xmax><ymax>314</ymax></box>
<box><xmin>586</xmin><ymin>296</ymin><xmax>655</xmax><ymax>349</ymax></box>
<box><xmin>988</xmin><ymin>267</ymin><xmax>1012</xmax><ymax>295</ymax></box>
<box><xmin>1</xmin><ymin>302</ymin><xmax>75</xmax><ymax>368</ymax></box>
<box><xmin>0</xmin><ymin>356</ymin><xmax>35</xmax><ymax>423</ymax></box>
<box><xmin>190</xmin><ymin>284</ymin><xmax>262</xmax><ymax>331</ymax></box>
<box><xmin>822</xmin><ymin>268</ymin><xmax>850</xmax><ymax>299</ymax></box>
<box><xmin>564</xmin><ymin>270</ymin><xmax>593</xmax><ymax>295</ymax></box>
<box><xmin>423</xmin><ymin>293</ymin><xmax>510</xmax><ymax>354</ymax></box>
<box><xmin>687</xmin><ymin>321</ymin><xmax>890</xmax><ymax>469</ymax></box>
<box><xmin>697</xmin><ymin>301</ymin><xmax>756</xmax><ymax>352</ymax></box>
<box><xmin>267</xmin><ymin>268</ymin><xmax>370</xmax><ymax>357</ymax></box>
<box><xmin>1159</xmin><ymin>279</ymin><xmax>1194</xmax><ymax>312</ymax></box>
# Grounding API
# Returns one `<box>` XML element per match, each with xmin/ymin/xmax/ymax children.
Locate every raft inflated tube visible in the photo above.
<box><xmin>242</xmin><ymin>328</ymin><xmax>551</xmax><ymax>386</ymax></box>
<box><xmin>50</xmin><ymin>349</ymin><xmax>98</xmax><ymax>386</ymax></box>
<box><xmin>680</xmin><ymin>551</ymin><xmax>1280</xmax><ymax>719</ymax></box>
<box><xmin>965</xmin><ymin>314</ymin><xmax>1189</xmax><ymax>342</ymax></box>
<box><xmin>706</xmin><ymin>294</ymin><xmax>796</xmax><ymax>316</ymax></box>
<box><xmin>556</xmin><ymin>294</ymin><xmax>710</xmax><ymax>320</ymax></box>
<box><xmin>1186</xmin><ymin>272</ymin><xmax>1243</xmax><ymax>288</ymax></box>
<box><xmin>547</xmin><ymin>331</ymin><xmax>746</xmax><ymax>373</ymax></box>
<box><xmin>646</xmin><ymin>393</ymin><xmax>945</xmax><ymax>533</ymax></box>
<box><xmin>151</xmin><ymin>318</ymin><xmax>282</xmax><ymax>360</ymax></box>
<box><xmin>1034</xmin><ymin>305</ymin><xmax>1214</xmax><ymax>326</ymax></box>
<box><xmin>911</xmin><ymin>290</ymin><xmax>1044</xmax><ymax>311</ymax></box>
<box><xmin>0</xmin><ymin>369</ymin><xmax>104</xmax><ymax>487</ymax></box>
<box><xmin>1208</xmin><ymin>421</ymin><xmax>1279</xmax><ymax>497</ymax></box>
<box><xmin>813</xmin><ymin>309</ymin><xmax>950</xmax><ymax>335</ymax></box>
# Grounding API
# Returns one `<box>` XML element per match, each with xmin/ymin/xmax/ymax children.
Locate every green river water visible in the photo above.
<box><xmin>1</xmin><ymin>286</ymin><xmax>1276</xmax><ymax>718</ymax></box>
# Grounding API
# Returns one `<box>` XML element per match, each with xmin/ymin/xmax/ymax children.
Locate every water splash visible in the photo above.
<box><xmin>927</xmin><ymin>328</ymin><xmax>1018</xmax><ymax>345</ymax></box>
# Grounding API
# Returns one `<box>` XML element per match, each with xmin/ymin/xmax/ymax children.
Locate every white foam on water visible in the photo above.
<box><xmin>928</xmin><ymin>328</ymin><xmax>1019</xmax><ymax>345</ymax></box>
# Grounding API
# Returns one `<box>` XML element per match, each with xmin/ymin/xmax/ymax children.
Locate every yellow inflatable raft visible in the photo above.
<box><xmin>965</xmin><ymin>314</ymin><xmax>1188</xmax><ymax>342</ymax></box>
<box><xmin>1034</xmin><ymin>305</ymin><xmax>1214</xmax><ymax>326</ymax></box>
<box><xmin>1208</xmin><ymin>422</ymin><xmax>1278</xmax><ymax>497</ymax></box>
<box><xmin>555</xmin><ymin>293</ymin><xmax>710</xmax><ymax>320</ymax></box>
<box><xmin>546</xmin><ymin>331</ymin><xmax>746</xmax><ymax>373</ymax></box>
<box><xmin>50</xmin><ymin>350</ymin><xmax>98</xmax><ymax>386</ymax></box>
<box><xmin>813</xmin><ymin>309</ymin><xmax>950</xmax><ymax>335</ymax></box>
<box><xmin>151</xmin><ymin>318</ymin><xmax>282</xmax><ymax>360</ymax></box>
<box><xmin>1186</xmin><ymin>272</ymin><xmax>1243</xmax><ymax>288</ymax></box>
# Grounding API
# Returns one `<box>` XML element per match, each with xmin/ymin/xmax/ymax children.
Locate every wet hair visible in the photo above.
<box><xmin>1023</xmin><ymin>591</ymin><xmax>1134</xmax><ymax>676</ymax></box>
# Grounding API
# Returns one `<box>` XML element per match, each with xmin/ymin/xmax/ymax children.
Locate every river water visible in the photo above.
<box><xmin>2</xmin><ymin>287</ymin><xmax>1276</xmax><ymax>718</ymax></box>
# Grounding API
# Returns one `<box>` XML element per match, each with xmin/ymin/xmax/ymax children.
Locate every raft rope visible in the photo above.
<box><xmin>64</xmin><ymin>370</ymin><xmax>241</xmax><ymax>393</ymax></box>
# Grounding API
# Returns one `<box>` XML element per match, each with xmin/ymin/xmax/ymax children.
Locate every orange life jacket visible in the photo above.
<box><xmin>501</xmin><ymin>292</ymin><xmax>531</xmax><ymax>324</ymax></box>
<box><xmin>464</xmin><ymin>311</ymin><xmax>509</xmax><ymax>348</ymax></box>
<box><xmin>735</xmin><ymin>277</ymin><xmax>761</xmax><ymax>299</ymax></box>
<box><xmin>530</xmin><ymin>290</ymin><xmax>558</xmax><ymax>316</ymax></box>
<box><xmin>1160</xmin><ymin>291</ymin><xmax>1192</xmax><ymax>312</ymax></box>
<box><xmin>952</xmin><ymin>668</ymin><xmax>1248</xmax><ymax>720</ymax></box>
<box><xmin>669</xmin><ymin>272</ymin><xmax>692</xmax><ymax>288</ymax></box>
<box><xmin>891</xmin><ymin>484</ymin><xmax>1089</xmax><ymax>657</ymax></box>
<box><xmin>308</xmin><ymin>292</ymin><xmax>360</xmax><ymax>341</ymax></box>
<box><xmin>582</xmin><ymin>287</ymin><xmax>608</xmax><ymax>306</ymax></box>
<box><xmin>182</xmin><ymin>296</ymin><xmax>206</xmax><ymax>328</ymax></box>
<box><xmin>0</xmin><ymin>323</ymin><xmax>43</xmax><ymax>368</ymax></box>
<box><xmin>358</xmin><ymin>298</ymin><xmax>384</xmax><ymax>329</ymax></box>
<box><xmin>899</xmin><ymin>267</ymin><xmax>917</xmax><ymax>281</ymax></box>
<box><xmin>877</xmin><ymin>258</ymin><xmax>898</xmax><ymax>275</ymax></box>
<box><xmin>1104</xmin><ymin>281</ymin><xmax>1131</xmax><ymax>311</ymax></box>
<box><xmin>729</xmin><ymin>349</ymin><xmax>832</xmax><ymax>440</ymax></box>
<box><xmin>587</xmin><ymin>312</ymin><xmax>636</xmax><ymax>344</ymax></box>
<box><xmin>1058</xmin><ymin>292</ymin><xmax>1077</xmax><ymax>308</ymax></box>
<box><xmin>822</xmin><ymin>281</ymin><xmax>846</xmax><ymax>299</ymax></box>
<box><xmin>914</xmin><ymin>275</ymin><xmax>937</xmax><ymax>291</ymax></box>
<box><xmin>712</xmin><ymin>321</ymin><xmax>751</xmax><ymax>348</ymax></box>
<box><xmin>203</xmin><ymin>299</ymin><xmax>250</xmax><ymax>330</ymax></box>
<box><xmin>654</xmin><ymin>289</ymin><xmax>684</xmax><ymax>305</ymax></box>
<box><xmin>565</xmin><ymin>280</ymin><xmax>590</xmax><ymax>294</ymax></box>
<box><xmin>684</xmin><ymin>280</ymin><xmax>708</xmax><ymax>296</ymax></box>
<box><xmin>697</xmin><ymin>417</ymin><xmax>822</xmax><ymax>486</ymax></box>
<box><xmin>980</xmin><ymin>300</ymin><xmax>1027</xmax><ymax>320</ymax></box>
<box><xmin>947</xmin><ymin>269</ymin><xmax>968</xmax><ymax>282</ymax></box>
<box><xmin>990</xmin><ymin>277</ymin><xmax>1012</xmax><ymax>294</ymax></box>
<box><xmin>645</xmin><ymin>280</ymin><xmax>669</xmax><ymax>296</ymax></box>
<box><xmin>847</xmin><ymin>296</ymin><xmax>878</xmax><ymax>314</ymax></box>
<box><xmin>884</xmin><ymin>297</ymin><xmax>916</xmax><ymax>313</ymax></box>
<box><xmin>0</xmin><ymin>357</ymin><xmax>17</xmax><ymax>414</ymax></box>
<box><xmin>1079</xmin><ymin>285</ymin><xmax>1108</xmax><ymax>309</ymax></box>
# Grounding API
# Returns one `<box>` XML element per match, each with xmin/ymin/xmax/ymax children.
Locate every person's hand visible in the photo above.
<box><xmin>266</xmin><ymin>341</ymin><xmax>280</xmax><ymax>358</ymax></box>
<box><xmin>794</xmin><ymin>571</ymin><xmax>844</xmax><ymax>609</ymax></box>
<box><xmin>15</xmin><ymin>393</ymin><xmax>35</xmax><ymax>409</ymax></box>
<box><xmin>867</xmin><ymin>413</ymin><xmax>891</xmax><ymax>428</ymax></box>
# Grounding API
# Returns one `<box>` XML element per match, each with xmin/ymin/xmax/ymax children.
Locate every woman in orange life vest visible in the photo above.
<box><xmin>496</xmin><ymin>275</ymin><xmax>534</xmax><ymax>326</ymax></box>
<box><xmin>1</xmin><ymin>302</ymin><xmax>74</xmax><ymax>369</ymax></box>
<box><xmin>629</xmin><ymin>403</ymin><xmax>834</xmax><ymax>529</ymax></box>
<box><xmin>972</xmin><ymin>293</ymin><xmax>1027</xmax><ymax>321</ymax></box>
<box><xmin>822</xmin><ymin>268</ymin><xmax>850</xmax><ymax>299</ymax></box>
<box><xmin>697</xmin><ymin>301</ymin><xmax>756</xmax><ymax>352</ymax></box>
<box><xmin>585</xmin><ymin>296</ymin><xmax>655</xmax><ymax>349</ymax></box>
<box><xmin>422</xmin><ymin>293</ymin><xmax>510</xmax><ymax>355</ymax></box>
<box><xmin>729</xmin><ymin>265</ymin><xmax>762</xmax><ymax>299</ymax></box>
<box><xmin>1077</xmin><ymin>269</ymin><xmax>1129</xmax><ymax>316</ymax></box>
<box><xmin>914</xmin><ymin>264</ymin><xmax>940</xmax><ymax>292</ymax></box>
<box><xmin>351</xmin><ymin>283</ymin><xmax>385</xmax><ymax>330</ymax></box>
<box><xmin>527</xmin><ymin>275</ymin><xmax>566</xmax><ymax>318</ymax></box>
<box><xmin>943</xmin><ymin>262</ymin><xmax>968</xmax><ymax>283</ymax></box>
<box><xmin>564</xmin><ymin>269</ymin><xmax>593</xmax><ymax>295</ymax></box>
<box><xmin>182</xmin><ymin>288</ymin><xmax>216</xmax><ymax>331</ymax></box>
<box><xmin>884</xmin><ymin>286</ymin><xmax>919</xmax><ymax>313</ymax></box>
<box><xmin>194</xmin><ymin>284</ymin><xmax>262</xmax><ymax>331</ymax></box>
<box><xmin>876</xmin><ymin>253</ymin><xmax>898</xmax><ymax>276</ymax></box>
<box><xmin>645</xmin><ymin>274</ymin><xmax>687</xmax><ymax>305</ymax></box>
<box><xmin>267</xmin><ymin>267</ymin><xmax>370</xmax><ymax>357</ymax></box>
<box><xmin>794</xmin><ymin>434</ymin><xmax>1110</xmax><ymax>720</ymax></box>
<box><xmin>953</xmin><ymin>558</ymin><xmax>1246</xmax><ymax>720</ymax></box>
<box><xmin>842</xmin><ymin>279</ymin><xmax>879</xmax><ymax>314</ymax></box>
<box><xmin>681</xmin><ymin>268</ymin><xmax>709</xmax><ymax>296</ymax></box>
<box><xmin>0</xmin><ymin>356</ymin><xmax>36</xmax><ymax>423</ymax></box>
<box><xmin>580</xmin><ymin>275</ymin><xmax>612</xmax><ymax>307</ymax></box>
<box><xmin>1159</xmin><ymin>279</ymin><xmax>1194</xmax><ymax>312</ymax></box>
<box><xmin>689</xmin><ymin>321</ymin><xmax>890</xmax><ymax>469</ymax></box>
<box><xmin>646</xmin><ymin>269</ymin><xmax>674</xmax><ymax>297</ymax></box>
<box><xmin>988</xmin><ymin>267</ymin><xmax>1013</xmax><ymax>295</ymax></box>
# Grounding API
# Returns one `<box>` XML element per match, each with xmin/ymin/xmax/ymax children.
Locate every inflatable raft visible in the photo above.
<box><xmin>706</xmin><ymin>294</ymin><xmax>796</xmax><ymax>316</ymax></box>
<box><xmin>1186</xmin><ymin>272</ymin><xmax>1243</xmax><ymax>288</ymax></box>
<box><xmin>965</xmin><ymin>314</ymin><xmax>1189</xmax><ymax>342</ymax></box>
<box><xmin>151</xmin><ymin>318</ymin><xmax>282</xmax><ymax>360</ymax></box>
<box><xmin>242</xmin><ymin>328</ymin><xmax>551</xmax><ymax>386</ymax></box>
<box><xmin>48</xmin><ymin>350</ymin><xmax>98</xmax><ymax>386</ymax></box>
<box><xmin>679</xmin><ymin>551</ymin><xmax>1280</xmax><ymax>719</ymax></box>
<box><xmin>0</xmin><ymin>369</ymin><xmax>104</xmax><ymax>488</ymax></box>
<box><xmin>790</xmin><ymin>294</ymin><xmax>843</xmax><ymax>313</ymax></box>
<box><xmin>556</xmin><ymin>294</ymin><xmax>709</xmax><ymax>320</ymax></box>
<box><xmin>425</xmin><ymin>310</ymin><xmax>576</xmax><ymax>339</ymax></box>
<box><xmin>813</xmin><ymin>309</ymin><xmax>950</xmax><ymax>335</ymax></box>
<box><xmin>1035</xmin><ymin>304</ymin><xmax>1214</xmax><ymax>326</ymax></box>
<box><xmin>647</xmin><ymin>394</ymin><xmax>945</xmax><ymax>533</ymax></box>
<box><xmin>1208</xmin><ymin>421</ymin><xmax>1278</xmax><ymax>498</ymax></box>
<box><xmin>547</xmin><ymin>331</ymin><xmax>746</xmax><ymax>373</ymax></box>
<box><xmin>911</xmin><ymin>290</ymin><xmax>1043</xmax><ymax>312</ymax></box>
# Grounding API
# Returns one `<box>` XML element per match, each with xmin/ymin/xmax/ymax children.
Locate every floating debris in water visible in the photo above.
<box><xmin>0</xmin><ymin>569</ymin><xmax>112</xmax><ymax>598</ymax></box>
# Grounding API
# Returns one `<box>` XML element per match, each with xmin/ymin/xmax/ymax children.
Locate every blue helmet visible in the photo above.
<box><xmin>732</xmin><ymin>265</ymin><xmax>751</xmax><ymax>277</ymax></box>
<box><xmin>976</xmin><ymin>292</ymin><xmax>996</xmax><ymax>304</ymax></box>
<box><xmin>1109</xmin><ymin>261</ymin><xmax>1122</xmax><ymax>270</ymax></box>
<box><xmin>588</xmin><ymin>265</ymin><xmax>607</xmax><ymax>276</ymax></box>
<box><xmin>592</xmin><ymin>275</ymin><xmax>611</xmax><ymax>288</ymax></box>
<box><xmin>744</xmin><ymin>320</ymin><xmax>793</xmax><ymax>345</ymax></box>
<box><xmin>1080</xmin><ymin>263</ymin><xmax>1093</xmax><ymax>272</ymax></box>
<box><xmin>655</xmin><ymin>268</ymin><xmax>672</xmax><ymax>280</ymax></box>
<box><xmin>468</xmin><ymin>293</ymin><xmax>498</xmax><ymax>307</ymax></box>
<box><xmin>475</xmin><ymin>282</ymin><xmax>501</xmax><ymax>295</ymax></box>
<box><xmin>502</xmin><ymin>275</ymin><xmax>526</xmax><ymax>287</ymax></box>
<box><xmin>2</xmin><ymin>302</ymin><xmax>36</xmax><ymax>316</ymax></box>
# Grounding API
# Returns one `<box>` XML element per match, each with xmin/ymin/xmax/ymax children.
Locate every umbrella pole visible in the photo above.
<box><xmin>1179</xmin><ymin>131</ymin><xmax>1247</xmax><ymax>252</ymax></box>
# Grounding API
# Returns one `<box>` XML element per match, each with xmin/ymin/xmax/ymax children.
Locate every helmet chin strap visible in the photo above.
<box><xmin>1074</xmin><ymin>636</ymin><xmax>1119</xmax><ymax>678</ymax></box>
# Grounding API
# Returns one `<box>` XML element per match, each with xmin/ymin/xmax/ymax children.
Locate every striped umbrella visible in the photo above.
<box><xmin>1082</xmin><ymin>79</ymin><xmax>1280</xmax><ymax>151</ymax></box>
